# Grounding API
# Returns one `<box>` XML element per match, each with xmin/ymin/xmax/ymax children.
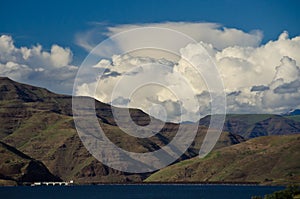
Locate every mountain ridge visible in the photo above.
<box><xmin>0</xmin><ymin>77</ymin><xmax>299</xmax><ymax>185</ymax></box>
<box><xmin>0</xmin><ymin>77</ymin><xmax>244</xmax><ymax>184</ymax></box>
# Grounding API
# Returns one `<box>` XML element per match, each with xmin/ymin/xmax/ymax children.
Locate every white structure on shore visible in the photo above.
<box><xmin>31</xmin><ymin>180</ymin><xmax>73</xmax><ymax>186</ymax></box>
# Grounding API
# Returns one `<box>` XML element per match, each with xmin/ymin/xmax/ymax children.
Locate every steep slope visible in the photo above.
<box><xmin>0</xmin><ymin>141</ymin><xmax>61</xmax><ymax>185</ymax></box>
<box><xmin>145</xmin><ymin>134</ymin><xmax>300</xmax><ymax>185</ymax></box>
<box><xmin>0</xmin><ymin>77</ymin><xmax>72</xmax><ymax>139</ymax></box>
<box><xmin>199</xmin><ymin>114</ymin><xmax>300</xmax><ymax>139</ymax></box>
<box><xmin>0</xmin><ymin>77</ymin><xmax>244</xmax><ymax>184</ymax></box>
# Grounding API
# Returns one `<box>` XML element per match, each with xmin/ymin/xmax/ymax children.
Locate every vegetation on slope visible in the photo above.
<box><xmin>145</xmin><ymin>134</ymin><xmax>300</xmax><ymax>185</ymax></box>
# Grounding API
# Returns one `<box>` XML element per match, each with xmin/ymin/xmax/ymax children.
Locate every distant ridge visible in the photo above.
<box><xmin>199</xmin><ymin>114</ymin><xmax>300</xmax><ymax>139</ymax></box>
<box><xmin>282</xmin><ymin>109</ymin><xmax>300</xmax><ymax>116</ymax></box>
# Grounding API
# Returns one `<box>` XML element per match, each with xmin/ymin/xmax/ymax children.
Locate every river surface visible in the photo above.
<box><xmin>0</xmin><ymin>184</ymin><xmax>284</xmax><ymax>199</ymax></box>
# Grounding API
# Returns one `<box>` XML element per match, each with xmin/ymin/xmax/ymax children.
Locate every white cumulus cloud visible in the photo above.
<box><xmin>75</xmin><ymin>27</ymin><xmax>300</xmax><ymax>120</ymax></box>
<box><xmin>2</xmin><ymin>22</ymin><xmax>300</xmax><ymax>121</ymax></box>
<box><xmin>0</xmin><ymin>35</ymin><xmax>77</xmax><ymax>93</ymax></box>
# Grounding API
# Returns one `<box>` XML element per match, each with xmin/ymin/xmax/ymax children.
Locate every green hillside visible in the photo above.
<box><xmin>146</xmin><ymin>134</ymin><xmax>300</xmax><ymax>185</ymax></box>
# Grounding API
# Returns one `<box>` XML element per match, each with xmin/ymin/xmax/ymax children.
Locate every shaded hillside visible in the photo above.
<box><xmin>145</xmin><ymin>134</ymin><xmax>300</xmax><ymax>185</ymax></box>
<box><xmin>0</xmin><ymin>77</ymin><xmax>244</xmax><ymax>184</ymax></box>
<box><xmin>199</xmin><ymin>114</ymin><xmax>300</xmax><ymax>139</ymax></box>
<box><xmin>0</xmin><ymin>141</ymin><xmax>61</xmax><ymax>186</ymax></box>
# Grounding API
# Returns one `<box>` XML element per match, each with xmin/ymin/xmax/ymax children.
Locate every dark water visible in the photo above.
<box><xmin>0</xmin><ymin>184</ymin><xmax>284</xmax><ymax>199</ymax></box>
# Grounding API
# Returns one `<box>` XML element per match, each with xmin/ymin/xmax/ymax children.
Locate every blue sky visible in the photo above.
<box><xmin>1</xmin><ymin>0</ymin><xmax>300</xmax><ymax>63</ymax></box>
<box><xmin>1</xmin><ymin>0</ymin><xmax>300</xmax><ymax>119</ymax></box>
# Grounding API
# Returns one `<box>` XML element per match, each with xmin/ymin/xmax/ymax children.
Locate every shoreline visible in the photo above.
<box><xmin>86</xmin><ymin>181</ymin><xmax>260</xmax><ymax>185</ymax></box>
<box><xmin>0</xmin><ymin>183</ymin><xmax>287</xmax><ymax>188</ymax></box>
<box><xmin>1</xmin><ymin>180</ymin><xmax>294</xmax><ymax>187</ymax></box>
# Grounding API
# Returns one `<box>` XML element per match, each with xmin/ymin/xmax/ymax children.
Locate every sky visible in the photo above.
<box><xmin>1</xmin><ymin>0</ymin><xmax>300</xmax><ymax>122</ymax></box>
<box><xmin>1</xmin><ymin>0</ymin><xmax>300</xmax><ymax>63</ymax></box>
